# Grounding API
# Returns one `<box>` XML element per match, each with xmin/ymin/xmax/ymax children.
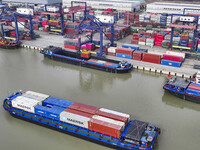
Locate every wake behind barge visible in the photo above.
<box><xmin>3</xmin><ymin>91</ymin><xmax>160</xmax><ymax>150</ymax></box>
<box><xmin>40</xmin><ymin>46</ymin><xmax>133</xmax><ymax>73</ymax></box>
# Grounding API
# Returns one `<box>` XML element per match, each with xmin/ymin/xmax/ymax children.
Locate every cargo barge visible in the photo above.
<box><xmin>163</xmin><ymin>77</ymin><xmax>200</xmax><ymax>104</ymax></box>
<box><xmin>3</xmin><ymin>91</ymin><xmax>160</xmax><ymax>150</ymax></box>
<box><xmin>40</xmin><ymin>46</ymin><xmax>133</xmax><ymax>73</ymax></box>
<box><xmin>0</xmin><ymin>39</ymin><xmax>20</xmax><ymax>49</ymax></box>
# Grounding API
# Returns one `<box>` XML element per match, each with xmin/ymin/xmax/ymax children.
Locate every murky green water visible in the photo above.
<box><xmin>0</xmin><ymin>48</ymin><xmax>200</xmax><ymax>150</ymax></box>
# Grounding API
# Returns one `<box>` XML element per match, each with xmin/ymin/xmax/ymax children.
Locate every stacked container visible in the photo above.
<box><xmin>132</xmin><ymin>33</ymin><xmax>140</xmax><ymax>44</ymax></box>
<box><xmin>197</xmin><ymin>40</ymin><xmax>200</xmax><ymax>53</ymax></box>
<box><xmin>64</xmin><ymin>39</ymin><xmax>78</xmax><ymax>50</ymax></box>
<box><xmin>146</xmin><ymin>38</ymin><xmax>155</xmax><ymax>47</ymax></box>
<box><xmin>132</xmin><ymin>51</ymin><xmax>143</xmax><ymax>61</ymax></box>
<box><xmin>142</xmin><ymin>53</ymin><xmax>161</xmax><ymax>64</ymax></box>
<box><xmin>107</xmin><ymin>47</ymin><xmax>116</xmax><ymax>56</ymax></box>
<box><xmin>161</xmin><ymin>54</ymin><xmax>182</xmax><ymax>68</ymax></box>
<box><xmin>160</xmin><ymin>15</ymin><xmax>167</xmax><ymax>26</ymax></box>
<box><xmin>122</xmin><ymin>44</ymin><xmax>139</xmax><ymax>50</ymax></box>
<box><xmin>138</xmin><ymin>38</ymin><xmax>146</xmax><ymax>46</ymax></box>
<box><xmin>180</xmin><ymin>33</ymin><xmax>189</xmax><ymax>47</ymax></box>
<box><xmin>155</xmin><ymin>34</ymin><xmax>165</xmax><ymax>47</ymax></box>
<box><xmin>115</xmin><ymin>48</ymin><xmax>134</xmax><ymax>59</ymax></box>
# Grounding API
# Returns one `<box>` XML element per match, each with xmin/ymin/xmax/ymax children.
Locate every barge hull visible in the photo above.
<box><xmin>164</xmin><ymin>88</ymin><xmax>200</xmax><ymax>104</ymax></box>
<box><xmin>44</xmin><ymin>54</ymin><xmax>131</xmax><ymax>73</ymax></box>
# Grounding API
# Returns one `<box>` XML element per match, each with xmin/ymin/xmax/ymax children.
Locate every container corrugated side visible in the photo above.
<box><xmin>166</xmin><ymin>50</ymin><xmax>185</xmax><ymax>59</ymax></box>
<box><xmin>187</xmin><ymin>83</ymin><xmax>200</xmax><ymax>91</ymax></box>
<box><xmin>107</xmin><ymin>47</ymin><xmax>116</xmax><ymax>53</ymax></box>
<box><xmin>60</xmin><ymin>109</ymin><xmax>92</xmax><ymax>129</ymax></box>
<box><xmin>88</xmin><ymin>118</ymin><xmax>122</xmax><ymax>139</ymax></box>
<box><xmin>11</xmin><ymin>96</ymin><xmax>40</xmax><ymax>113</ymax></box>
<box><xmin>46</xmin><ymin>106</ymin><xmax>66</xmax><ymax>120</ymax></box>
<box><xmin>92</xmin><ymin>115</ymin><xmax>125</xmax><ymax>130</ymax></box>
<box><xmin>161</xmin><ymin>59</ymin><xmax>181</xmax><ymax>68</ymax></box>
<box><xmin>24</xmin><ymin>91</ymin><xmax>49</xmax><ymax>100</ymax></box>
<box><xmin>98</xmin><ymin>108</ymin><xmax>130</xmax><ymax>122</ymax></box>
<box><xmin>116</xmin><ymin>53</ymin><xmax>132</xmax><ymax>59</ymax></box>
<box><xmin>34</xmin><ymin>105</ymin><xmax>50</xmax><ymax>117</ymax></box>
<box><xmin>43</xmin><ymin>97</ymin><xmax>74</xmax><ymax>108</ymax></box>
<box><xmin>68</xmin><ymin>102</ymin><xmax>99</xmax><ymax>115</ymax></box>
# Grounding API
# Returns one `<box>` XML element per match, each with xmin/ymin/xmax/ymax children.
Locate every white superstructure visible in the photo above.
<box><xmin>146</xmin><ymin>2</ymin><xmax>200</xmax><ymax>15</ymax></box>
<box><xmin>63</xmin><ymin>0</ymin><xmax>140</xmax><ymax>12</ymax></box>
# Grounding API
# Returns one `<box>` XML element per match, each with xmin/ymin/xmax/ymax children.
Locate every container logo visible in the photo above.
<box><xmin>67</xmin><ymin>118</ymin><xmax>84</xmax><ymax>125</ymax></box>
<box><xmin>17</xmin><ymin>104</ymin><xmax>31</xmax><ymax>110</ymax></box>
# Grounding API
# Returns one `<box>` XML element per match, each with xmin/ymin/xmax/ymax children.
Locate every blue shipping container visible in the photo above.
<box><xmin>46</xmin><ymin>106</ymin><xmax>65</xmax><ymax>120</ymax></box>
<box><xmin>122</xmin><ymin>44</ymin><xmax>139</xmax><ymax>50</ymax></box>
<box><xmin>197</xmin><ymin>48</ymin><xmax>200</xmax><ymax>53</ymax></box>
<box><xmin>161</xmin><ymin>59</ymin><xmax>181</xmax><ymax>68</ymax></box>
<box><xmin>43</xmin><ymin>97</ymin><xmax>73</xmax><ymax>108</ymax></box>
<box><xmin>35</xmin><ymin>105</ymin><xmax>50</xmax><ymax>117</ymax></box>
<box><xmin>116</xmin><ymin>53</ymin><xmax>132</xmax><ymax>59</ymax></box>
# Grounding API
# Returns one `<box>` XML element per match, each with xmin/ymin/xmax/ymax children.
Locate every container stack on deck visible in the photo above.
<box><xmin>11</xmin><ymin>91</ymin><xmax>131</xmax><ymax>139</ymax></box>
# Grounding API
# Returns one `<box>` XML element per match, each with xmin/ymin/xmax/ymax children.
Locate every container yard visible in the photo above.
<box><xmin>0</xmin><ymin>0</ymin><xmax>200</xmax><ymax>150</ymax></box>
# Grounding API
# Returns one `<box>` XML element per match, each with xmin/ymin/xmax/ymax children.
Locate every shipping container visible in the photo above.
<box><xmin>43</xmin><ymin>97</ymin><xmax>73</xmax><ymax>108</ymax></box>
<box><xmin>142</xmin><ymin>53</ymin><xmax>161</xmax><ymax>64</ymax></box>
<box><xmin>34</xmin><ymin>105</ymin><xmax>50</xmax><ymax>117</ymax></box>
<box><xmin>116</xmin><ymin>53</ymin><xmax>132</xmax><ymax>59</ymax></box>
<box><xmin>122</xmin><ymin>44</ymin><xmax>139</xmax><ymax>50</ymax></box>
<box><xmin>22</xmin><ymin>91</ymin><xmax>49</xmax><ymax>102</ymax></box>
<box><xmin>11</xmin><ymin>96</ymin><xmax>40</xmax><ymax>113</ymax></box>
<box><xmin>107</xmin><ymin>47</ymin><xmax>116</xmax><ymax>53</ymax></box>
<box><xmin>46</xmin><ymin>106</ymin><xmax>65</xmax><ymax>120</ymax></box>
<box><xmin>116</xmin><ymin>48</ymin><xmax>134</xmax><ymax>55</ymax></box>
<box><xmin>96</xmin><ymin>109</ymin><xmax>129</xmax><ymax>123</ymax></box>
<box><xmin>187</xmin><ymin>83</ymin><xmax>200</xmax><ymax>91</ymax></box>
<box><xmin>68</xmin><ymin>102</ymin><xmax>99</xmax><ymax>115</ymax></box>
<box><xmin>163</xmin><ymin>54</ymin><xmax>183</xmax><ymax>62</ymax></box>
<box><xmin>166</xmin><ymin>50</ymin><xmax>185</xmax><ymax>59</ymax></box>
<box><xmin>60</xmin><ymin>108</ymin><xmax>92</xmax><ymax>128</ymax></box>
<box><xmin>88</xmin><ymin>118</ymin><xmax>123</xmax><ymax>138</ymax></box>
<box><xmin>161</xmin><ymin>59</ymin><xmax>181</xmax><ymax>68</ymax></box>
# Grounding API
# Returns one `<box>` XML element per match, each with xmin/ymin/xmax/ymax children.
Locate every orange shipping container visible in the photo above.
<box><xmin>88</xmin><ymin>118</ymin><xmax>122</xmax><ymax>138</ymax></box>
<box><xmin>142</xmin><ymin>53</ymin><xmax>161</xmax><ymax>64</ymax></box>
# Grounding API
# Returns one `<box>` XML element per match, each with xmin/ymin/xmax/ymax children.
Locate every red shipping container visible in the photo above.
<box><xmin>155</xmin><ymin>38</ymin><xmax>164</xmax><ymax>42</ymax></box>
<box><xmin>64</xmin><ymin>44</ymin><xmax>76</xmax><ymax>50</ymax></box>
<box><xmin>156</xmin><ymin>34</ymin><xmax>165</xmax><ymax>39</ymax></box>
<box><xmin>142</xmin><ymin>53</ymin><xmax>161</xmax><ymax>64</ymax></box>
<box><xmin>180</xmin><ymin>36</ymin><xmax>189</xmax><ymax>40</ymax></box>
<box><xmin>103</xmin><ymin>62</ymin><xmax>114</xmax><ymax>66</ymax></box>
<box><xmin>132</xmin><ymin>52</ymin><xmax>142</xmax><ymax>61</ymax></box>
<box><xmin>155</xmin><ymin>41</ymin><xmax>162</xmax><ymax>46</ymax></box>
<box><xmin>163</xmin><ymin>54</ymin><xmax>183</xmax><ymax>62</ymax></box>
<box><xmin>11</xmin><ymin>31</ymin><xmax>16</xmax><ymax>37</ymax></box>
<box><xmin>188</xmin><ymin>43</ymin><xmax>192</xmax><ymax>47</ymax></box>
<box><xmin>188</xmin><ymin>84</ymin><xmax>200</xmax><ymax>91</ymax></box>
<box><xmin>81</xmin><ymin>52</ymin><xmax>90</xmax><ymax>59</ymax></box>
<box><xmin>107</xmin><ymin>52</ymin><xmax>116</xmax><ymax>56</ymax></box>
<box><xmin>131</xmin><ymin>40</ymin><xmax>138</xmax><ymax>44</ymax></box>
<box><xmin>138</xmin><ymin>30</ymin><xmax>145</xmax><ymax>35</ymax></box>
<box><xmin>116</xmin><ymin>48</ymin><xmax>134</xmax><ymax>55</ymax></box>
<box><xmin>88</xmin><ymin>118</ymin><xmax>122</xmax><ymax>138</ymax></box>
<box><xmin>65</xmin><ymin>28</ymin><xmax>74</xmax><ymax>34</ymax></box>
<box><xmin>64</xmin><ymin>108</ymin><xmax>93</xmax><ymax>118</ymax></box>
<box><xmin>144</xmin><ymin>32</ymin><xmax>151</xmax><ymax>36</ymax></box>
<box><xmin>132</xmin><ymin>36</ymin><xmax>139</xmax><ymax>40</ymax></box>
<box><xmin>95</xmin><ymin>110</ymin><xmax>128</xmax><ymax>123</ymax></box>
<box><xmin>132</xmin><ymin>33</ymin><xmax>140</xmax><ymax>38</ymax></box>
<box><xmin>24</xmin><ymin>36</ymin><xmax>31</xmax><ymax>40</ymax></box>
<box><xmin>162</xmin><ymin>30</ymin><xmax>170</xmax><ymax>34</ymax></box>
<box><xmin>68</xmin><ymin>102</ymin><xmax>99</xmax><ymax>115</ymax></box>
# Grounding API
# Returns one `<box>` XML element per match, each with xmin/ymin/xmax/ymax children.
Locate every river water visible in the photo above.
<box><xmin>0</xmin><ymin>48</ymin><xmax>200</xmax><ymax>150</ymax></box>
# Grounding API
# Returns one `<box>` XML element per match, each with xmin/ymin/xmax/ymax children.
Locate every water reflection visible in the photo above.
<box><xmin>42</xmin><ymin>58</ymin><xmax>132</xmax><ymax>91</ymax></box>
<box><xmin>162</xmin><ymin>92</ymin><xmax>200</xmax><ymax>112</ymax></box>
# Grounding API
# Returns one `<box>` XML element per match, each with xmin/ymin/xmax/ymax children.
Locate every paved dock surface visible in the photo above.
<box><xmin>22</xmin><ymin>31</ymin><xmax>200</xmax><ymax>76</ymax></box>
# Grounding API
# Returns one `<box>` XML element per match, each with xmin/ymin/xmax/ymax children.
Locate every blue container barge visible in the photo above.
<box><xmin>3</xmin><ymin>91</ymin><xmax>160</xmax><ymax>150</ymax></box>
<box><xmin>40</xmin><ymin>46</ymin><xmax>133</xmax><ymax>73</ymax></box>
<box><xmin>163</xmin><ymin>77</ymin><xmax>200</xmax><ymax>104</ymax></box>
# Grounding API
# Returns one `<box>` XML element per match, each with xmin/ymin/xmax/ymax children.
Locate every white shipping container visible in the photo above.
<box><xmin>24</xmin><ymin>91</ymin><xmax>49</xmax><ymax>101</ymax></box>
<box><xmin>46</xmin><ymin>6</ymin><xmax>59</xmax><ymax>12</ymax></box>
<box><xmin>11</xmin><ymin>96</ymin><xmax>40</xmax><ymax>113</ymax></box>
<box><xmin>108</xmin><ymin>47</ymin><xmax>116</xmax><ymax>53</ymax></box>
<box><xmin>146</xmin><ymin>43</ymin><xmax>154</xmax><ymax>47</ymax></box>
<box><xmin>60</xmin><ymin>111</ymin><xmax>91</xmax><ymax>128</ymax></box>
<box><xmin>99</xmin><ymin>108</ymin><xmax>130</xmax><ymax>119</ymax></box>
<box><xmin>95</xmin><ymin>15</ymin><xmax>114</xmax><ymax>24</ymax></box>
<box><xmin>12</xmin><ymin>22</ymin><xmax>25</xmax><ymax>29</ymax></box>
<box><xmin>166</xmin><ymin>50</ymin><xmax>185</xmax><ymax>59</ymax></box>
<box><xmin>138</xmin><ymin>41</ymin><xmax>146</xmax><ymax>45</ymax></box>
<box><xmin>16</xmin><ymin>8</ymin><xmax>33</xmax><ymax>15</ymax></box>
